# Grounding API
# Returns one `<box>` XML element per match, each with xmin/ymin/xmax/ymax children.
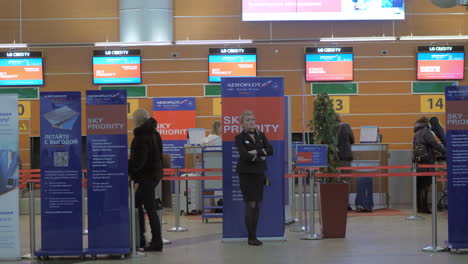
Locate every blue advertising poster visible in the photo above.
<box><xmin>0</xmin><ymin>94</ymin><xmax>20</xmax><ymax>259</ymax></box>
<box><xmin>152</xmin><ymin>98</ymin><xmax>196</xmax><ymax>169</ymax></box>
<box><xmin>446</xmin><ymin>86</ymin><xmax>468</xmax><ymax>249</ymax></box>
<box><xmin>38</xmin><ymin>92</ymin><xmax>83</xmax><ymax>256</ymax></box>
<box><xmin>295</xmin><ymin>144</ymin><xmax>328</xmax><ymax>168</ymax></box>
<box><xmin>222</xmin><ymin>77</ymin><xmax>286</xmax><ymax>240</ymax></box>
<box><xmin>86</xmin><ymin>90</ymin><xmax>130</xmax><ymax>254</ymax></box>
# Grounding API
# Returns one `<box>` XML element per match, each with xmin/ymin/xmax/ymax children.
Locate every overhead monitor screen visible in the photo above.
<box><xmin>305</xmin><ymin>47</ymin><xmax>353</xmax><ymax>82</ymax></box>
<box><xmin>93</xmin><ymin>50</ymin><xmax>142</xmax><ymax>85</ymax></box>
<box><xmin>208</xmin><ymin>48</ymin><xmax>257</xmax><ymax>83</ymax></box>
<box><xmin>417</xmin><ymin>46</ymin><xmax>465</xmax><ymax>81</ymax></box>
<box><xmin>0</xmin><ymin>52</ymin><xmax>44</xmax><ymax>86</ymax></box>
<box><xmin>242</xmin><ymin>0</ymin><xmax>405</xmax><ymax>21</ymax></box>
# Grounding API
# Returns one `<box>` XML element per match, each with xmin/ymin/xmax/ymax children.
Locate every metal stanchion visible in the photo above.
<box><xmin>422</xmin><ymin>175</ymin><xmax>446</xmax><ymax>253</ymax></box>
<box><xmin>302</xmin><ymin>170</ymin><xmax>322</xmax><ymax>240</ymax></box>
<box><xmin>82</xmin><ymin>172</ymin><xmax>88</xmax><ymax>235</ymax></box>
<box><xmin>130</xmin><ymin>181</ymin><xmax>144</xmax><ymax>258</ymax></box>
<box><xmin>286</xmin><ymin>177</ymin><xmax>298</xmax><ymax>224</ymax></box>
<box><xmin>23</xmin><ymin>182</ymin><xmax>36</xmax><ymax>259</ymax></box>
<box><xmin>407</xmin><ymin>163</ymin><xmax>424</xmax><ymax>221</ymax></box>
<box><xmin>167</xmin><ymin>176</ymin><xmax>188</xmax><ymax>232</ymax></box>
<box><xmin>290</xmin><ymin>172</ymin><xmax>306</xmax><ymax>232</ymax></box>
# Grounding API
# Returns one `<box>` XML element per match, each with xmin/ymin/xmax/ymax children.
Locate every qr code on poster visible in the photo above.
<box><xmin>54</xmin><ymin>152</ymin><xmax>69</xmax><ymax>167</ymax></box>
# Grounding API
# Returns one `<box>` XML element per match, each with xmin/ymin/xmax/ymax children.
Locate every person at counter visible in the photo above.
<box><xmin>129</xmin><ymin>109</ymin><xmax>163</xmax><ymax>252</ymax></box>
<box><xmin>413</xmin><ymin>116</ymin><xmax>446</xmax><ymax>214</ymax></box>
<box><xmin>202</xmin><ymin>120</ymin><xmax>222</xmax><ymax>147</ymax></box>
<box><xmin>235</xmin><ymin>110</ymin><xmax>273</xmax><ymax>246</ymax></box>
<box><xmin>336</xmin><ymin>114</ymin><xmax>357</xmax><ymax>211</ymax></box>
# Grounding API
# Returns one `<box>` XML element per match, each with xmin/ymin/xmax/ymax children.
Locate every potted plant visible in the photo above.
<box><xmin>312</xmin><ymin>93</ymin><xmax>349</xmax><ymax>238</ymax></box>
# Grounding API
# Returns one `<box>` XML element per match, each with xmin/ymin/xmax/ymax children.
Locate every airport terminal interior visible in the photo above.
<box><xmin>1</xmin><ymin>0</ymin><xmax>468</xmax><ymax>263</ymax></box>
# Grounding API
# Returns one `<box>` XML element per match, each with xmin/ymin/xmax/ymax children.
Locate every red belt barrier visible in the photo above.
<box><xmin>285</xmin><ymin>174</ymin><xmax>308</xmax><ymax>178</ymax></box>
<box><xmin>178</xmin><ymin>168</ymin><xmax>222</xmax><ymax>173</ymax></box>
<box><xmin>337</xmin><ymin>165</ymin><xmax>413</xmax><ymax>171</ymax></box>
<box><xmin>162</xmin><ymin>176</ymin><xmax>222</xmax><ymax>181</ymax></box>
<box><xmin>316</xmin><ymin>171</ymin><xmax>447</xmax><ymax>178</ymax></box>
<box><xmin>418</xmin><ymin>164</ymin><xmax>447</xmax><ymax>169</ymax></box>
<box><xmin>19</xmin><ymin>169</ymin><xmax>41</xmax><ymax>173</ymax></box>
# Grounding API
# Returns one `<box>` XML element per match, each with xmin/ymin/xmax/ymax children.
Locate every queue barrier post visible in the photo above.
<box><xmin>167</xmin><ymin>169</ymin><xmax>188</xmax><ymax>232</ymax></box>
<box><xmin>301</xmin><ymin>169</ymin><xmax>322</xmax><ymax>240</ymax></box>
<box><xmin>285</xmin><ymin>176</ymin><xmax>298</xmax><ymax>225</ymax></box>
<box><xmin>82</xmin><ymin>171</ymin><xmax>88</xmax><ymax>235</ymax></box>
<box><xmin>156</xmin><ymin>179</ymin><xmax>171</xmax><ymax>245</ymax></box>
<box><xmin>129</xmin><ymin>180</ymin><xmax>145</xmax><ymax>258</ymax></box>
<box><xmin>23</xmin><ymin>182</ymin><xmax>36</xmax><ymax>259</ymax></box>
<box><xmin>290</xmin><ymin>171</ymin><xmax>306</xmax><ymax>232</ymax></box>
<box><xmin>407</xmin><ymin>163</ymin><xmax>424</xmax><ymax>221</ymax></box>
<box><xmin>422</xmin><ymin>175</ymin><xmax>446</xmax><ymax>253</ymax></box>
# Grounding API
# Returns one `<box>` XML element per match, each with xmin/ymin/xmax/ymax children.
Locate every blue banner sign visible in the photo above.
<box><xmin>86</xmin><ymin>90</ymin><xmax>130</xmax><ymax>255</ymax></box>
<box><xmin>0</xmin><ymin>94</ymin><xmax>20</xmax><ymax>259</ymax></box>
<box><xmin>38</xmin><ymin>92</ymin><xmax>83</xmax><ymax>256</ymax></box>
<box><xmin>222</xmin><ymin>77</ymin><xmax>286</xmax><ymax>240</ymax></box>
<box><xmin>295</xmin><ymin>144</ymin><xmax>328</xmax><ymax>168</ymax></box>
<box><xmin>446</xmin><ymin>86</ymin><xmax>468</xmax><ymax>249</ymax></box>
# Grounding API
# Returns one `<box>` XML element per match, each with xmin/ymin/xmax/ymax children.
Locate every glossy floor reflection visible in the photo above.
<box><xmin>16</xmin><ymin>209</ymin><xmax>468</xmax><ymax>264</ymax></box>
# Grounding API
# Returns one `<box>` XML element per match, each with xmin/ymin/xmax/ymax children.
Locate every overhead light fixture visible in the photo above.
<box><xmin>94</xmin><ymin>41</ymin><xmax>172</xmax><ymax>47</ymax></box>
<box><xmin>399</xmin><ymin>35</ymin><xmax>468</xmax><ymax>41</ymax></box>
<box><xmin>320</xmin><ymin>36</ymin><xmax>397</xmax><ymax>42</ymax></box>
<box><xmin>0</xmin><ymin>43</ymin><xmax>28</xmax><ymax>48</ymax></box>
<box><xmin>175</xmin><ymin>39</ymin><xmax>253</xmax><ymax>45</ymax></box>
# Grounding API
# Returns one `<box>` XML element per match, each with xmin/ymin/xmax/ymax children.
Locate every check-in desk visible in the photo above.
<box><xmin>350</xmin><ymin>144</ymin><xmax>389</xmax><ymax>209</ymax></box>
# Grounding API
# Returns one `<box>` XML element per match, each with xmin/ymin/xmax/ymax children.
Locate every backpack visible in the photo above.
<box><xmin>413</xmin><ymin>143</ymin><xmax>429</xmax><ymax>163</ymax></box>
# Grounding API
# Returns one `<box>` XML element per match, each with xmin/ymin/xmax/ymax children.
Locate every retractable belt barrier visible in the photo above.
<box><xmin>19</xmin><ymin>164</ymin><xmax>448</xmax><ymax>253</ymax></box>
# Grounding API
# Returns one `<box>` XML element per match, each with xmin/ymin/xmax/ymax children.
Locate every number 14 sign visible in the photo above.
<box><xmin>420</xmin><ymin>95</ymin><xmax>445</xmax><ymax>113</ymax></box>
<box><xmin>295</xmin><ymin>144</ymin><xmax>328</xmax><ymax>168</ymax></box>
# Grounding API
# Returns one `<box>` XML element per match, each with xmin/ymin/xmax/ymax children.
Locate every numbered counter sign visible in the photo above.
<box><xmin>127</xmin><ymin>99</ymin><xmax>139</xmax><ymax>117</ymax></box>
<box><xmin>330</xmin><ymin>96</ymin><xmax>350</xmax><ymax>114</ymax></box>
<box><xmin>18</xmin><ymin>101</ymin><xmax>31</xmax><ymax>119</ymax></box>
<box><xmin>420</xmin><ymin>95</ymin><xmax>445</xmax><ymax>113</ymax></box>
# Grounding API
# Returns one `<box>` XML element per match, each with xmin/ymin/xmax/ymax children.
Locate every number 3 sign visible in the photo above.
<box><xmin>330</xmin><ymin>96</ymin><xmax>350</xmax><ymax>114</ymax></box>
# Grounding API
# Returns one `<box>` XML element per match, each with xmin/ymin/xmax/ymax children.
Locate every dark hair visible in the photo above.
<box><xmin>416</xmin><ymin>116</ymin><xmax>429</xmax><ymax>124</ymax></box>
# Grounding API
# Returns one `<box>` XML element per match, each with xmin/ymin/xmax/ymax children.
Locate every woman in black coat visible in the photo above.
<box><xmin>235</xmin><ymin>110</ymin><xmax>273</xmax><ymax>246</ymax></box>
<box><xmin>413</xmin><ymin>116</ymin><xmax>446</xmax><ymax>214</ymax></box>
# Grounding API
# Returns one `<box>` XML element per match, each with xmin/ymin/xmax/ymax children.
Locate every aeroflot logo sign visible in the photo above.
<box><xmin>227</xmin><ymin>80</ymin><xmax>273</xmax><ymax>88</ymax></box>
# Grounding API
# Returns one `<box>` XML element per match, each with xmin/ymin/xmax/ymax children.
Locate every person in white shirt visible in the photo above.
<box><xmin>201</xmin><ymin>120</ymin><xmax>222</xmax><ymax>147</ymax></box>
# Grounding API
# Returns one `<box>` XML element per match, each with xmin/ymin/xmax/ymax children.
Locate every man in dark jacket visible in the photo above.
<box><xmin>129</xmin><ymin>109</ymin><xmax>163</xmax><ymax>252</ymax></box>
<box><xmin>336</xmin><ymin>114</ymin><xmax>356</xmax><ymax>210</ymax></box>
<box><xmin>413</xmin><ymin>116</ymin><xmax>446</xmax><ymax>214</ymax></box>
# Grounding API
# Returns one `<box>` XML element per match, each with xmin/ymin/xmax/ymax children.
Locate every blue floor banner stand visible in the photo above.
<box><xmin>86</xmin><ymin>90</ymin><xmax>130</xmax><ymax>256</ymax></box>
<box><xmin>221</xmin><ymin>77</ymin><xmax>286</xmax><ymax>241</ymax></box>
<box><xmin>446</xmin><ymin>86</ymin><xmax>468</xmax><ymax>250</ymax></box>
<box><xmin>38</xmin><ymin>92</ymin><xmax>83</xmax><ymax>257</ymax></box>
<box><xmin>0</xmin><ymin>94</ymin><xmax>21</xmax><ymax>259</ymax></box>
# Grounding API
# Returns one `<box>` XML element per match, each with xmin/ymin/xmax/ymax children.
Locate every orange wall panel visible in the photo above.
<box><xmin>22</xmin><ymin>19</ymin><xmax>119</xmax><ymax>43</ymax></box>
<box><xmin>22</xmin><ymin>0</ymin><xmax>118</xmax><ymax>19</ymax></box>
<box><xmin>0</xmin><ymin>0</ymin><xmax>20</xmax><ymax>19</ymax></box>
<box><xmin>19</xmin><ymin>133</ymin><xmax>30</xmax><ymax>150</ymax></box>
<box><xmin>175</xmin><ymin>0</ymin><xmax>240</xmax><ymax>16</ymax></box>
<box><xmin>147</xmin><ymin>85</ymin><xmax>204</xmax><ymax>97</ymax></box>
<box><xmin>0</xmin><ymin>21</ymin><xmax>20</xmax><ymax>43</ymax></box>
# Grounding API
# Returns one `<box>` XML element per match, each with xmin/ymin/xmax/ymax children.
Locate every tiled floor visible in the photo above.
<box><xmin>15</xmin><ymin>209</ymin><xmax>468</xmax><ymax>264</ymax></box>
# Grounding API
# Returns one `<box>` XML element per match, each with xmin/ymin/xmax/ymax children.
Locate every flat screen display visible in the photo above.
<box><xmin>417</xmin><ymin>46</ymin><xmax>464</xmax><ymax>80</ymax></box>
<box><xmin>242</xmin><ymin>0</ymin><xmax>405</xmax><ymax>21</ymax></box>
<box><xmin>93</xmin><ymin>50</ymin><xmax>141</xmax><ymax>85</ymax></box>
<box><xmin>305</xmin><ymin>47</ymin><xmax>353</xmax><ymax>81</ymax></box>
<box><xmin>208</xmin><ymin>48</ymin><xmax>257</xmax><ymax>82</ymax></box>
<box><xmin>0</xmin><ymin>55</ymin><xmax>43</xmax><ymax>86</ymax></box>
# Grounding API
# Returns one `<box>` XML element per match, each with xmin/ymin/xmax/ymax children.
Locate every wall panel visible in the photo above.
<box><xmin>22</xmin><ymin>0</ymin><xmax>118</xmax><ymax>19</ymax></box>
<box><xmin>22</xmin><ymin>19</ymin><xmax>119</xmax><ymax>43</ymax></box>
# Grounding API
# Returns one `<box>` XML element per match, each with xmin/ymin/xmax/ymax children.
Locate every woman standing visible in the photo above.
<box><xmin>235</xmin><ymin>110</ymin><xmax>273</xmax><ymax>246</ymax></box>
<box><xmin>413</xmin><ymin>116</ymin><xmax>446</xmax><ymax>214</ymax></box>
